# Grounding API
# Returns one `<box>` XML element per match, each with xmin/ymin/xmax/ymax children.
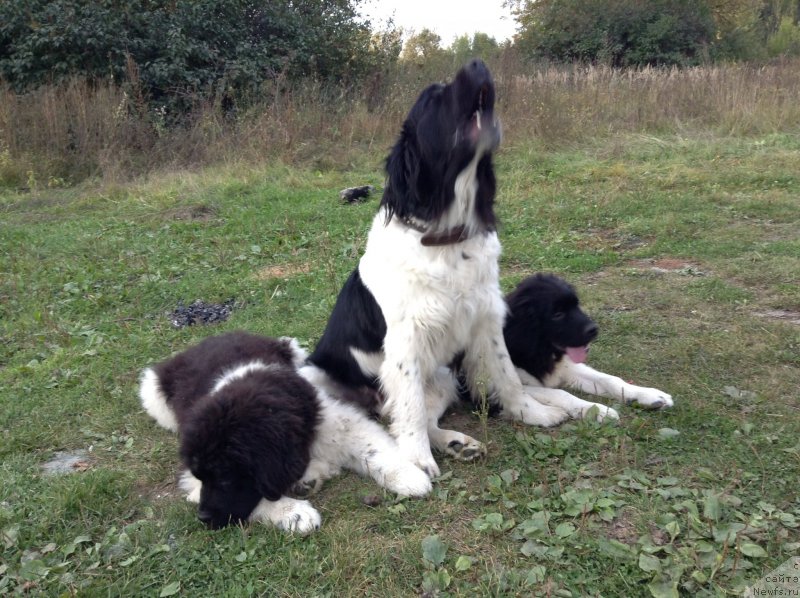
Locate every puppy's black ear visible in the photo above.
<box><xmin>381</xmin><ymin>122</ymin><xmax>421</xmax><ymax>222</ymax></box>
<box><xmin>252</xmin><ymin>446</ymin><xmax>311</xmax><ymax>502</ymax></box>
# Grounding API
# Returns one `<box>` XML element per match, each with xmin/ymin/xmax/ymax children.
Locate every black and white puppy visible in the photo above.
<box><xmin>309</xmin><ymin>60</ymin><xmax>569</xmax><ymax>481</ymax></box>
<box><xmin>503</xmin><ymin>274</ymin><xmax>674</xmax><ymax>419</ymax></box>
<box><xmin>139</xmin><ymin>332</ymin><xmax>430</xmax><ymax>532</ymax></box>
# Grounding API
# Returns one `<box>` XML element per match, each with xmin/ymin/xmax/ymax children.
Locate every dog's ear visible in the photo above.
<box><xmin>474</xmin><ymin>154</ymin><xmax>497</xmax><ymax>230</ymax></box>
<box><xmin>251</xmin><ymin>444</ymin><xmax>311</xmax><ymax>502</ymax></box>
<box><xmin>381</xmin><ymin>122</ymin><xmax>422</xmax><ymax>222</ymax></box>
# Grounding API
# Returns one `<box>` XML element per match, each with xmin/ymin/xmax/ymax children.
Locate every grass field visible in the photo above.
<box><xmin>1</xmin><ymin>120</ymin><xmax>799</xmax><ymax>595</ymax></box>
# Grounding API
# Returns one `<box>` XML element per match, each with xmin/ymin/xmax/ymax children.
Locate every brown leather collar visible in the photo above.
<box><xmin>400</xmin><ymin>217</ymin><xmax>469</xmax><ymax>246</ymax></box>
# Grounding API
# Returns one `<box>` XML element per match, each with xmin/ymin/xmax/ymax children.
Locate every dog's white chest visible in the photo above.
<box><xmin>359</xmin><ymin>215</ymin><xmax>503</xmax><ymax>360</ymax></box>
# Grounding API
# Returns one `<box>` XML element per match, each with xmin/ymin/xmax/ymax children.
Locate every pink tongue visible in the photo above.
<box><xmin>566</xmin><ymin>346</ymin><xmax>589</xmax><ymax>364</ymax></box>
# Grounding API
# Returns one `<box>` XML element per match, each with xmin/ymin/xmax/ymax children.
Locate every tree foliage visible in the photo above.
<box><xmin>511</xmin><ymin>0</ymin><xmax>716</xmax><ymax>66</ymax></box>
<box><xmin>0</xmin><ymin>0</ymin><xmax>379</xmax><ymax>110</ymax></box>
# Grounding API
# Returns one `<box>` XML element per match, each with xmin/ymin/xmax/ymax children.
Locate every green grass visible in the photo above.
<box><xmin>1</xmin><ymin>133</ymin><xmax>799</xmax><ymax>597</ymax></box>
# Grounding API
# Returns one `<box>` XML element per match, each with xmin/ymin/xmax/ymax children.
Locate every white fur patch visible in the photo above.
<box><xmin>210</xmin><ymin>361</ymin><xmax>274</xmax><ymax>395</ymax></box>
<box><xmin>249</xmin><ymin>496</ymin><xmax>321</xmax><ymax>534</ymax></box>
<box><xmin>139</xmin><ymin>367</ymin><xmax>179</xmax><ymax>432</ymax></box>
<box><xmin>280</xmin><ymin>336</ymin><xmax>309</xmax><ymax>368</ymax></box>
<box><xmin>297</xmin><ymin>364</ymin><xmax>432</xmax><ymax>497</ymax></box>
<box><xmin>179</xmin><ymin>470</ymin><xmax>202</xmax><ymax>503</ymax></box>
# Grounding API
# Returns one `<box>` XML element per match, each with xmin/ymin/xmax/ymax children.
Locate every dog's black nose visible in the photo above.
<box><xmin>584</xmin><ymin>323</ymin><xmax>599</xmax><ymax>341</ymax></box>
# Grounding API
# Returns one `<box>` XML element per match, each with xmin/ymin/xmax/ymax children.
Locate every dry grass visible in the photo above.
<box><xmin>2</xmin><ymin>57</ymin><xmax>800</xmax><ymax>187</ymax></box>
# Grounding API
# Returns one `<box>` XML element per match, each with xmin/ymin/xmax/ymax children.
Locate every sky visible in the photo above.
<box><xmin>359</xmin><ymin>0</ymin><xmax>519</xmax><ymax>46</ymax></box>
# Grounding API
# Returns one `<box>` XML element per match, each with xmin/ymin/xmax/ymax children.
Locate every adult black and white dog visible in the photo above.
<box><xmin>503</xmin><ymin>274</ymin><xmax>674</xmax><ymax>419</ymax></box>
<box><xmin>139</xmin><ymin>332</ymin><xmax>430</xmax><ymax>531</ymax></box>
<box><xmin>309</xmin><ymin>60</ymin><xmax>570</xmax><ymax>480</ymax></box>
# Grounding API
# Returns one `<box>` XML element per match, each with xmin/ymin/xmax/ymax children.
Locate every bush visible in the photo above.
<box><xmin>0</xmin><ymin>0</ymin><xmax>378</xmax><ymax>114</ymax></box>
<box><xmin>767</xmin><ymin>17</ymin><xmax>800</xmax><ymax>56</ymax></box>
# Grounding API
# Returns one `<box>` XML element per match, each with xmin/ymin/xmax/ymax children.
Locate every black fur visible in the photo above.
<box><xmin>308</xmin><ymin>269</ymin><xmax>385</xmax><ymax>390</ymax></box>
<box><xmin>503</xmin><ymin>274</ymin><xmax>598</xmax><ymax>382</ymax></box>
<box><xmin>149</xmin><ymin>332</ymin><xmax>319</xmax><ymax>529</ymax></box>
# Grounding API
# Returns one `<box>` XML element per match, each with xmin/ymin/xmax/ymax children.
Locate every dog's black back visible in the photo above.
<box><xmin>503</xmin><ymin>274</ymin><xmax>598</xmax><ymax>382</ymax></box>
<box><xmin>152</xmin><ymin>332</ymin><xmax>301</xmax><ymax>426</ymax></box>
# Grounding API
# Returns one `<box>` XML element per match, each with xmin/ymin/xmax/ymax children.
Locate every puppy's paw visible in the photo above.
<box><xmin>289</xmin><ymin>477</ymin><xmax>322</xmax><ymax>498</ymax></box>
<box><xmin>580</xmin><ymin>403</ymin><xmax>620</xmax><ymax>422</ymax></box>
<box><xmin>278</xmin><ymin>503</ymin><xmax>322</xmax><ymax>534</ymax></box>
<box><xmin>178</xmin><ymin>470</ymin><xmax>202</xmax><ymax>503</ymax></box>
<box><xmin>444</xmin><ymin>436</ymin><xmax>487</xmax><ymax>461</ymax></box>
<box><xmin>631</xmin><ymin>388</ymin><xmax>674</xmax><ymax>409</ymax></box>
<box><xmin>251</xmin><ymin>497</ymin><xmax>322</xmax><ymax>534</ymax></box>
<box><xmin>397</xmin><ymin>435</ymin><xmax>440</xmax><ymax>479</ymax></box>
<box><xmin>384</xmin><ymin>463</ymin><xmax>433</xmax><ymax>497</ymax></box>
<box><xmin>506</xmin><ymin>396</ymin><xmax>570</xmax><ymax>428</ymax></box>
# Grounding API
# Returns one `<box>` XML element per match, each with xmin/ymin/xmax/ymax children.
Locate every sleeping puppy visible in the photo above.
<box><xmin>139</xmin><ymin>332</ymin><xmax>430</xmax><ymax>531</ymax></box>
<box><xmin>502</xmin><ymin>274</ymin><xmax>674</xmax><ymax>420</ymax></box>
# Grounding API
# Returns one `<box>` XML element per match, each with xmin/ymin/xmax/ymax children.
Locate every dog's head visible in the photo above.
<box><xmin>381</xmin><ymin>59</ymin><xmax>501</xmax><ymax>226</ymax></box>
<box><xmin>179</xmin><ymin>372</ymin><xmax>319</xmax><ymax>529</ymax></box>
<box><xmin>504</xmin><ymin>274</ymin><xmax>599</xmax><ymax>379</ymax></box>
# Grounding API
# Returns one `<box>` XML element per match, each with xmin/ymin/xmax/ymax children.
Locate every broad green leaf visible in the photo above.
<box><xmin>647</xmin><ymin>575</ymin><xmax>679</xmax><ymax>598</ymax></box>
<box><xmin>596</xmin><ymin>538</ymin><xmax>634</xmax><ymax>560</ymax></box>
<box><xmin>455</xmin><ymin>555</ymin><xmax>473</xmax><ymax>571</ymax></box>
<box><xmin>638</xmin><ymin>553</ymin><xmax>662</xmax><ymax>572</ymax></box>
<box><xmin>555</xmin><ymin>522</ymin><xmax>575</xmax><ymax>538</ymax></box>
<box><xmin>703</xmin><ymin>493</ymin><xmax>721</xmax><ymax>522</ymax></box>
<box><xmin>421</xmin><ymin>535</ymin><xmax>448</xmax><ymax>566</ymax></box>
<box><xmin>160</xmin><ymin>581</ymin><xmax>181</xmax><ymax>597</ymax></box>
<box><xmin>739</xmin><ymin>542</ymin><xmax>767</xmax><ymax>558</ymax></box>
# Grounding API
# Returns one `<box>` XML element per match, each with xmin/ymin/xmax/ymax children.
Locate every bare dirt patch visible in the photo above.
<box><xmin>136</xmin><ymin>476</ymin><xmax>180</xmax><ymax>502</ymax></box>
<box><xmin>166</xmin><ymin>203</ymin><xmax>218</xmax><ymax>221</ymax></box>
<box><xmin>254</xmin><ymin>263</ymin><xmax>311</xmax><ymax>280</ymax></box>
<box><xmin>627</xmin><ymin>257</ymin><xmax>706</xmax><ymax>275</ymax></box>
<box><xmin>41</xmin><ymin>450</ymin><xmax>93</xmax><ymax>475</ymax></box>
<box><xmin>754</xmin><ymin>309</ymin><xmax>800</xmax><ymax>325</ymax></box>
<box><xmin>603</xmin><ymin>507</ymin><xmax>640</xmax><ymax>545</ymax></box>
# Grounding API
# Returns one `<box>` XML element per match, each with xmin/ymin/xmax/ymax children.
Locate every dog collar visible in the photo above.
<box><xmin>399</xmin><ymin>217</ymin><xmax>469</xmax><ymax>247</ymax></box>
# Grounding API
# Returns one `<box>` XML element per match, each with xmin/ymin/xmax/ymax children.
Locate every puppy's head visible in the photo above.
<box><xmin>179</xmin><ymin>371</ymin><xmax>319</xmax><ymax>529</ymax></box>
<box><xmin>381</xmin><ymin>59</ymin><xmax>500</xmax><ymax>225</ymax></box>
<box><xmin>505</xmin><ymin>274</ymin><xmax>598</xmax><ymax>365</ymax></box>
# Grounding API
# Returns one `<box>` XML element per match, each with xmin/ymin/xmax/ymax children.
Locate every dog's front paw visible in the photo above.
<box><xmin>581</xmin><ymin>403</ymin><xmax>620</xmax><ymax>422</ymax></box>
<box><xmin>384</xmin><ymin>463</ymin><xmax>433</xmax><ymax>497</ymax></box>
<box><xmin>178</xmin><ymin>470</ymin><xmax>202</xmax><ymax>503</ymax></box>
<box><xmin>289</xmin><ymin>477</ymin><xmax>322</xmax><ymax>498</ymax></box>
<box><xmin>444</xmin><ymin>436</ymin><xmax>487</xmax><ymax>461</ymax></box>
<box><xmin>506</xmin><ymin>396</ymin><xmax>570</xmax><ymax>428</ymax></box>
<box><xmin>251</xmin><ymin>497</ymin><xmax>322</xmax><ymax>534</ymax></box>
<box><xmin>397</xmin><ymin>435</ymin><xmax>440</xmax><ymax>479</ymax></box>
<box><xmin>631</xmin><ymin>387</ymin><xmax>674</xmax><ymax>409</ymax></box>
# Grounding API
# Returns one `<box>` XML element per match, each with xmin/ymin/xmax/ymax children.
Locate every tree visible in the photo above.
<box><xmin>400</xmin><ymin>29</ymin><xmax>447</xmax><ymax>65</ymax></box>
<box><xmin>510</xmin><ymin>0</ymin><xmax>716</xmax><ymax>66</ymax></box>
<box><xmin>450</xmin><ymin>33</ymin><xmax>500</xmax><ymax>65</ymax></box>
